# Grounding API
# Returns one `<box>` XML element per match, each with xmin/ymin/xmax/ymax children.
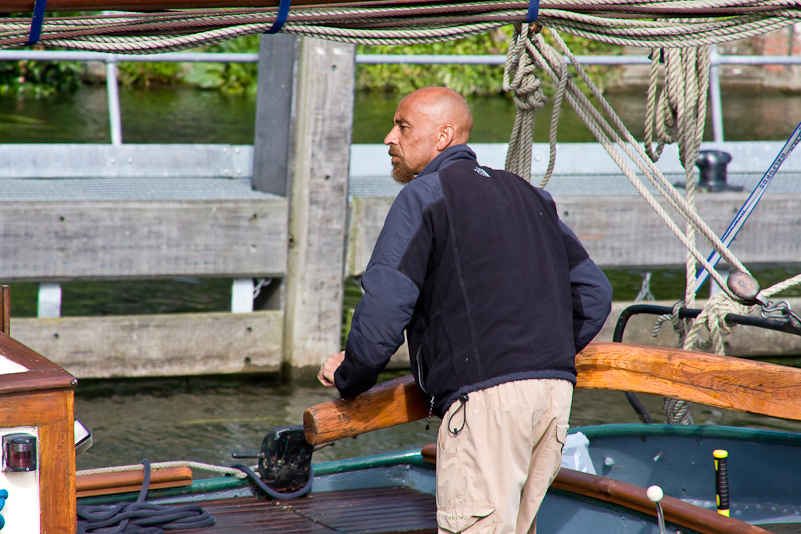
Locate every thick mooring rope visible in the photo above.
<box><xmin>1</xmin><ymin>1</ymin><xmax>799</xmax><ymax>53</ymax></box>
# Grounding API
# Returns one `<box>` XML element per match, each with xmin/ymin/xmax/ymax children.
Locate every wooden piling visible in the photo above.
<box><xmin>283</xmin><ymin>38</ymin><xmax>355</xmax><ymax>369</ymax></box>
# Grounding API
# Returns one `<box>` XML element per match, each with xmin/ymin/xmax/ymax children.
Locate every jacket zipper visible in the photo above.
<box><xmin>415</xmin><ymin>346</ymin><xmax>436</xmax><ymax>430</ymax></box>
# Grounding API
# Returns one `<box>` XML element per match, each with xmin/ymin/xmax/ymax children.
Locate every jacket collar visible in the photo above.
<box><xmin>417</xmin><ymin>144</ymin><xmax>478</xmax><ymax>178</ymax></box>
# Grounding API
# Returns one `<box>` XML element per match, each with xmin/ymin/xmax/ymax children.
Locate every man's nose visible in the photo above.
<box><xmin>384</xmin><ymin>127</ymin><xmax>398</xmax><ymax>146</ymax></box>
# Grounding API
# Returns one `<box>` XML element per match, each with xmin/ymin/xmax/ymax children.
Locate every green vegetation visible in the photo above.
<box><xmin>357</xmin><ymin>27</ymin><xmax>622</xmax><ymax>96</ymax></box>
<box><xmin>117</xmin><ymin>61</ymin><xmax>185</xmax><ymax>88</ymax></box>
<box><xmin>1</xmin><ymin>25</ymin><xmax>622</xmax><ymax>98</ymax></box>
<box><xmin>0</xmin><ymin>57</ymin><xmax>82</xmax><ymax>98</ymax></box>
<box><xmin>357</xmin><ymin>27</ymin><xmax>513</xmax><ymax>95</ymax></box>
<box><xmin>183</xmin><ymin>35</ymin><xmax>261</xmax><ymax>95</ymax></box>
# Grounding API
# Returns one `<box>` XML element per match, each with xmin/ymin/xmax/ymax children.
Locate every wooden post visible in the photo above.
<box><xmin>284</xmin><ymin>37</ymin><xmax>355</xmax><ymax>369</ymax></box>
<box><xmin>1</xmin><ymin>285</ymin><xmax>9</xmax><ymax>335</ymax></box>
<box><xmin>252</xmin><ymin>33</ymin><xmax>299</xmax><ymax>196</ymax></box>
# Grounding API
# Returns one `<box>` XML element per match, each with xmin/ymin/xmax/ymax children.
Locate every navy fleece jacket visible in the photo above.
<box><xmin>335</xmin><ymin>145</ymin><xmax>612</xmax><ymax>416</ymax></box>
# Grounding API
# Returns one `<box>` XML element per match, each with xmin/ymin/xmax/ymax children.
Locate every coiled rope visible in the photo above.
<box><xmin>0</xmin><ymin>1</ymin><xmax>799</xmax><ymax>53</ymax></box>
<box><xmin>77</xmin><ymin>459</ymin><xmax>216</xmax><ymax>534</ymax></box>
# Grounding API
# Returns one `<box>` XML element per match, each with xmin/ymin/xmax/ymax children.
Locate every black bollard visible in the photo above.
<box><xmin>694</xmin><ymin>150</ymin><xmax>743</xmax><ymax>192</ymax></box>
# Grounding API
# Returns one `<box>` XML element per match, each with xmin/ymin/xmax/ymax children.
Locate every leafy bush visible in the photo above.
<box><xmin>184</xmin><ymin>35</ymin><xmax>260</xmax><ymax>95</ymax></box>
<box><xmin>0</xmin><ymin>57</ymin><xmax>82</xmax><ymax>98</ymax></box>
<box><xmin>357</xmin><ymin>26</ymin><xmax>622</xmax><ymax>96</ymax></box>
<box><xmin>117</xmin><ymin>61</ymin><xmax>185</xmax><ymax>87</ymax></box>
<box><xmin>180</xmin><ymin>27</ymin><xmax>621</xmax><ymax>97</ymax></box>
<box><xmin>357</xmin><ymin>27</ymin><xmax>513</xmax><ymax>95</ymax></box>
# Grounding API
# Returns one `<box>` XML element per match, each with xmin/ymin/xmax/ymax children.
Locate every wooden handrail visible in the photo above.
<box><xmin>76</xmin><ymin>466</ymin><xmax>193</xmax><ymax>498</ymax></box>
<box><xmin>551</xmin><ymin>469</ymin><xmax>770</xmax><ymax>534</ymax></box>
<box><xmin>304</xmin><ymin>372</ymin><xmax>429</xmax><ymax>446</ymax></box>
<box><xmin>421</xmin><ymin>443</ymin><xmax>768</xmax><ymax>534</ymax></box>
<box><xmin>304</xmin><ymin>342</ymin><xmax>801</xmax><ymax>445</ymax></box>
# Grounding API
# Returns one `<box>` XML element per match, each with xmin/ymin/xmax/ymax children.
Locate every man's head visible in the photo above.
<box><xmin>384</xmin><ymin>87</ymin><xmax>473</xmax><ymax>184</ymax></box>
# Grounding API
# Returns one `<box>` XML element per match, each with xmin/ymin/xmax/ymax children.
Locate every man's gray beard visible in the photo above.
<box><xmin>391</xmin><ymin>161</ymin><xmax>416</xmax><ymax>184</ymax></box>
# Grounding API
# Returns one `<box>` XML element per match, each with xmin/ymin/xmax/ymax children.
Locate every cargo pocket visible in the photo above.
<box><xmin>556</xmin><ymin>423</ymin><xmax>569</xmax><ymax>449</ymax></box>
<box><xmin>550</xmin><ymin>422</ymin><xmax>571</xmax><ymax>486</ymax></box>
<box><xmin>437</xmin><ymin>506</ymin><xmax>496</xmax><ymax>533</ymax></box>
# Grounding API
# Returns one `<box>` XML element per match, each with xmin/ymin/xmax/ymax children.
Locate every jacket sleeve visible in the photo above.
<box><xmin>559</xmin><ymin>220</ymin><xmax>613</xmax><ymax>353</ymax></box>
<box><xmin>334</xmin><ymin>177</ymin><xmax>439</xmax><ymax>399</ymax></box>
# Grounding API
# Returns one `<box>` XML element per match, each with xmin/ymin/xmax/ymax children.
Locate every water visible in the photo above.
<box><xmin>74</xmin><ymin>375</ymin><xmax>801</xmax><ymax>475</ymax></box>
<box><xmin>3</xmin><ymin>85</ymin><xmax>801</xmax><ymax>472</ymax></box>
<box><xmin>3</xmin><ymin>85</ymin><xmax>801</xmax><ymax>144</ymax></box>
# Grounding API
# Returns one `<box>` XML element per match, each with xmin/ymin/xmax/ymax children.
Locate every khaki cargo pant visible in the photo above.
<box><xmin>435</xmin><ymin>379</ymin><xmax>573</xmax><ymax>534</ymax></box>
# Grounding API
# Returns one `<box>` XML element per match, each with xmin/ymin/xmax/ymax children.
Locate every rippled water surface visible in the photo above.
<box><xmin>74</xmin><ymin>375</ymin><xmax>801</xmax><ymax>474</ymax></box>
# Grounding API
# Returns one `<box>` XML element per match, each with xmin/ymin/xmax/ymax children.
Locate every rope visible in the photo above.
<box><xmin>1</xmin><ymin>1</ymin><xmax>798</xmax><ymax>53</ymax></box>
<box><xmin>496</xmin><ymin>26</ymin><xmax>796</xmax><ymax>426</ymax></box>
<box><xmin>501</xmin><ymin>27</ymin><xmax>748</xmax><ymax>305</ymax></box>
<box><xmin>503</xmin><ymin>24</ymin><xmax>549</xmax><ymax>182</ymax></box>
<box><xmin>77</xmin><ymin>460</ymin><xmax>248</xmax><ymax>479</ymax></box>
<box><xmin>763</xmin><ymin>273</ymin><xmax>801</xmax><ymax>298</ymax></box>
<box><xmin>77</xmin><ymin>459</ymin><xmax>315</xmax><ymax>499</ymax></box>
<box><xmin>634</xmin><ymin>272</ymin><xmax>655</xmax><ymax>302</ymax></box>
<box><xmin>77</xmin><ymin>459</ymin><xmax>216</xmax><ymax>534</ymax></box>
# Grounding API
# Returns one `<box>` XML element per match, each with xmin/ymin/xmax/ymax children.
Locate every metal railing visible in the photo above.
<box><xmin>1</xmin><ymin>47</ymin><xmax>801</xmax><ymax>144</ymax></box>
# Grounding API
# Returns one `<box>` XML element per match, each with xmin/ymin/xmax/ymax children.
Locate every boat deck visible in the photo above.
<box><xmin>171</xmin><ymin>486</ymin><xmax>437</xmax><ymax>534</ymax></box>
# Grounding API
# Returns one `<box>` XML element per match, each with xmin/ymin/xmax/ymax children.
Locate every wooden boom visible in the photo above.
<box><xmin>304</xmin><ymin>341</ymin><xmax>801</xmax><ymax>445</ymax></box>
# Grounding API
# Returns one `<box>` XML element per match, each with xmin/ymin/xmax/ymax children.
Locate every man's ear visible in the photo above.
<box><xmin>436</xmin><ymin>125</ymin><xmax>456</xmax><ymax>151</ymax></box>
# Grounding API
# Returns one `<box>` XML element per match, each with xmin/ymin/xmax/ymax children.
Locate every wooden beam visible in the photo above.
<box><xmin>11</xmin><ymin>311</ymin><xmax>284</xmax><ymax>379</ymax></box>
<box><xmin>0</xmin><ymin>199</ymin><xmax>288</xmax><ymax>282</ymax></box>
<box><xmin>303</xmin><ymin>372</ymin><xmax>428</xmax><ymax>446</ymax></box>
<box><xmin>39</xmin><ymin>415</ymin><xmax>77</xmax><ymax>534</ymax></box>
<box><xmin>252</xmin><ymin>34</ymin><xmax>299</xmax><ymax>196</ymax></box>
<box><xmin>283</xmin><ymin>38</ymin><xmax>355</xmax><ymax>369</ymax></box>
<box><xmin>551</xmin><ymin>469</ymin><xmax>770</xmax><ymax>534</ymax></box>
<box><xmin>303</xmin><ymin>342</ymin><xmax>801</xmax><ymax>445</ymax></box>
<box><xmin>77</xmin><ymin>466</ymin><xmax>193</xmax><ymax>498</ymax></box>
<box><xmin>346</xmin><ymin>194</ymin><xmax>801</xmax><ymax>274</ymax></box>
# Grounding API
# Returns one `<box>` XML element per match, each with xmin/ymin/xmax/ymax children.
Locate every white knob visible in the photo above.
<box><xmin>646</xmin><ymin>485</ymin><xmax>664</xmax><ymax>503</ymax></box>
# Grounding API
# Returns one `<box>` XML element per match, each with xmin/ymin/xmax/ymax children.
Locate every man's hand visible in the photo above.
<box><xmin>318</xmin><ymin>350</ymin><xmax>345</xmax><ymax>387</ymax></box>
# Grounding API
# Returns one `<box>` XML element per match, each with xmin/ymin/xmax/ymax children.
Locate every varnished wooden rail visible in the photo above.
<box><xmin>304</xmin><ymin>341</ymin><xmax>801</xmax><ymax>445</ymax></box>
<box><xmin>77</xmin><ymin>466</ymin><xmax>193</xmax><ymax>498</ymax></box>
<box><xmin>421</xmin><ymin>444</ymin><xmax>769</xmax><ymax>534</ymax></box>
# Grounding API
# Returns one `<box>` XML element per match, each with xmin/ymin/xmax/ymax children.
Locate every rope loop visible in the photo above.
<box><xmin>503</xmin><ymin>24</ymin><xmax>549</xmax><ymax>182</ymax></box>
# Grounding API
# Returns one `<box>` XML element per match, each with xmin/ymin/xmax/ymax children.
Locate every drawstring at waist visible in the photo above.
<box><xmin>448</xmin><ymin>393</ymin><xmax>469</xmax><ymax>436</ymax></box>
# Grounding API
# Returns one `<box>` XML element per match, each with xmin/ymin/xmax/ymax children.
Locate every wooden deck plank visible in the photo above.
<box><xmin>169</xmin><ymin>487</ymin><xmax>437</xmax><ymax>534</ymax></box>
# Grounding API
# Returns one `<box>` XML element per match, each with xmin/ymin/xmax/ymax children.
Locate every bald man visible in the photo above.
<box><xmin>319</xmin><ymin>87</ymin><xmax>612</xmax><ymax>533</ymax></box>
